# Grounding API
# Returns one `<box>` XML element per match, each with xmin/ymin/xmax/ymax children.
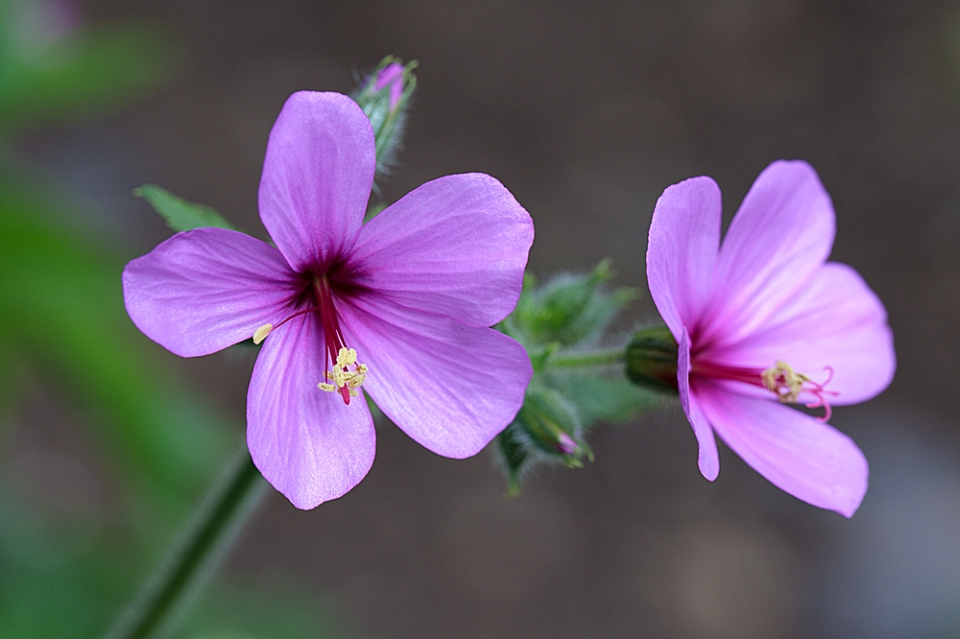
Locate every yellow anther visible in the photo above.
<box><xmin>318</xmin><ymin>348</ymin><xmax>368</xmax><ymax>398</ymax></box>
<box><xmin>761</xmin><ymin>360</ymin><xmax>811</xmax><ymax>404</ymax></box>
<box><xmin>337</xmin><ymin>348</ymin><xmax>357</xmax><ymax>366</ymax></box>
<box><xmin>253</xmin><ymin>324</ymin><xmax>273</xmax><ymax>345</ymax></box>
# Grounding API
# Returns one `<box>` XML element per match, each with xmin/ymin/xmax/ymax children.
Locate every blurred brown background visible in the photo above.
<box><xmin>12</xmin><ymin>0</ymin><xmax>960</xmax><ymax>637</ymax></box>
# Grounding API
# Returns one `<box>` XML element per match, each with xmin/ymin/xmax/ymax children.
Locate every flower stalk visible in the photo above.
<box><xmin>546</xmin><ymin>347</ymin><xmax>625</xmax><ymax>369</ymax></box>
<box><xmin>102</xmin><ymin>449</ymin><xmax>268</xmax><ymax>639</ymax></box>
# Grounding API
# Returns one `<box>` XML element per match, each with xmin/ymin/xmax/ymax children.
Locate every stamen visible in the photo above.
<box><xmin>761</xmin><ymin>360</ymin><xmax>809</xmax><ymax>403</ymax></box>
<box><xmin>311</xmin><ymin>274</ymin><xmax>368</xmax><ymax>405</ymax></box>
<box><xmin>253</xmin><ymin>324</ymin><xmax>273</xmax><ymax>345</ymax></box>
<box><xmin>318</xmin><ymin>347</ymin><xmax>368</xmax><ymax>401</ymax></box>
<box><xmin>252</xmin><ymin>303</ymin><xmax>324</xmax><ymax>344</ymax></box>
<box><xmin>761</xmin><ymin>361</ymin><xmax>838</xmax><ymax>421</ymax></box>
<box><xmin>253</xmin><ymin>273</ymin><xmax>370</xmax><ymax>405</ymax></box>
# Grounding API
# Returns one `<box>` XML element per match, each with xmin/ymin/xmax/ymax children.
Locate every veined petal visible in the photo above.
<box><xmin>122</xmin><ymin>228</ymin><xmax>298</xmax><ymax>357</ymax></box>
<box><xmin>346</xmin><ymin>174</ymin><xmax>534</xmax><ymax>327</ymax></box>
<box><xmin>697</xmin><ymin>386</ymin><xmax>868</xmax><ymax>517</ymax></box>
<box><xmin>707</xmin><ymin>262</ymin><xmax>895</xmax><ymax>405</ymax></box>
<box><xmin>646</xmin><ymin>176</ymin><xmax>721</xmax><ymax>340</ymax></box>
<box><xmin>258</xmin><ymin>92</ymin><xmax>375</xmax><ymax>272</ymax></box>
<box><xmin>336</xmin><ymin>293</ymin><xmax>532</xmax><ymax>458</ymax></box>
<box><xmin>700</xmin><ymin>160</ymin><xmax>835</xmax><ymax>347</ymax></box>
<box><xmin>679</xmin><ymin>328</ymin><xmax>720</xmax><ymax>480</ymax></box>
<box><xmin>247</xmin><ymin>312</ymin><xmax>376</xmax><ymax>510</ymax></box>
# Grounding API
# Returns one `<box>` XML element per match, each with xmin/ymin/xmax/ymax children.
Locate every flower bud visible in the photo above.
<box><xmin>496</xmin><ymin>385</ymin><xmax>592</xmax><ymax>494</ymax></box>
<box><xmin>352</xmin><ymin>56</ymin><xmax>417</xmax><ymax>184</ymax></box>
<box><xmin>505</xmin><ymin>259</ymin><xmax>638</xmax><ymax>348</ymax></box>
<box><xmin>516</xmin><ymin>385</ymin><xmax>588</xmax><ymax>460</ymax></box>
<box><xmin>624</xmin><ymin>325</ymin><xmax>678</xmax><ymax>393</ymax></box>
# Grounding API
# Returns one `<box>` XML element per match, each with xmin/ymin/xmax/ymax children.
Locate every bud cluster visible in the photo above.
<box><xmin>496</xmin><ymin>261</ymin><xmax>655</xmax><ymax>491</ymax></box>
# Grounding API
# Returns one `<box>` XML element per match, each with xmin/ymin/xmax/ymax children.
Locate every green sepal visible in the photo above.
<box><xmin>134</xmin><ymin>185</ymin><xmax>235</xmax><ymax>233</ymax></box>
<box><xmin>624</xmin><ymin>325</ymin><xmax>679</xmax><ymax>393</ymax></box>
<box><xmin>496</xmin><ymin>423</ymin><xmax>530</xmax><ymax>497</ymax></box>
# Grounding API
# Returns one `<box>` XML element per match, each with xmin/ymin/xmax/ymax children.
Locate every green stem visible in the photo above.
<box><xmin>103</xmin><ymin>448</ymin><xmax>268</xmax><ymax>639</ymax></box>
<box><xmin>547</xmin><ymin>348</ymin><xmax>625</xmax><ymax>368</ymax></box>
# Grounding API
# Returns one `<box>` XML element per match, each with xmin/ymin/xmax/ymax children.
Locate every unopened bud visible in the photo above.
<box><xmin>516</xmin><ymin>385</ymin><xmax>590</xmax><ymax>462</ymax></box>
<box><xmin>353</xmin><ymin>56</ymin><xmax>418</xmax><ymax>188</ymax></box>
<box><xmin>624</xmin><ymin>325</ymin><xmax>678</xmax><ymax>393</ymax></box>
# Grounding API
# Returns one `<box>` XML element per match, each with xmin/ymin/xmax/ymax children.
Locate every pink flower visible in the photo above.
<box><xmin>646</xmin><ymin>160</ymin><xmax>895</xmax><ymax>516</ymax></box>
<box><xmin>123</xmin><ymin>92</ymin><xmax>534</xmax><ymax>509</ymax></box>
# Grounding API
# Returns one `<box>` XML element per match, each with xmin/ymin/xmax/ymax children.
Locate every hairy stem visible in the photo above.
<box><xmin>547</xmin><ymin>348</ymin><xmax>625</xmax><ymax>368</ymax></box>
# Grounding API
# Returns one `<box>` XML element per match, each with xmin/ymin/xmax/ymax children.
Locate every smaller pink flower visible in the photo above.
<box><xmin>646</xmin><ymin>160</ymin><xmax>895</xmax><ymax>516</ymax></box>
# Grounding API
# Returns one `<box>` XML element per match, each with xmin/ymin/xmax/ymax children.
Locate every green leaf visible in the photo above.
<box><xmin>134</xmin><ymin>184</ymin><xmax>236</xmax><ymax>232</ymax></box>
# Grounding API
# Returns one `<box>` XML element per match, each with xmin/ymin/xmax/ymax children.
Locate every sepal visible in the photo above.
<box><xmin>624</xmin><ymin>325</ymin><xmax>679</xmax><ymax>393</ymax></box>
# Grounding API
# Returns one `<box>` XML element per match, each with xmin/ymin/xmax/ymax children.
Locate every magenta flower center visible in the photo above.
<box><xmin>253</xmin><ymin>273</ymin><xmax>367</xmax><ymax>406</ymax></box>
<box><xmin>691</xmin><ymin>357</ymin><xmax>837</xmax><ymax>421</ymax></box>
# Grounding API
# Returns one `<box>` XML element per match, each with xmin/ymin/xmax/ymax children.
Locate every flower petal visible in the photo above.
<box><xmin>346</xmin><ymin>173</ymin><xmax>534</xmax><ymax>327</ymax></box>
<box><xmin>707</xmin><ymin>262</ymin><xmax>895</xmax><ymax>405</ymax></box>
<box><xmin>122</xmin><ymin>228</ymin><xmax>299</xmax><ymax>357</ymax></box>
<box><xmin>699</xmin><ymin>160</ymin><xmax>836</xmax><ymax>347</ymax></box>
<box><xmin>679</xmin><ymin>328</ymin><xmax>720</xmax><ymax>480</ymax></box>
<box><xmin>697</xmin><ymin>386</ymin><xmax>868</xmax><ymax>517</ymax></box>
<box><xmin>336</xmin><ymin>292</ymin><xmax>532</xmax><ymax>458</ymax></box>
<box><xmin>646</xmin><ymin>176</ymin><xmax>722</xmax><ymax>340</ymax></box>
<box><xmin>258</xmin><ymin>92</ymin><xmax>375</xmax><ymax>272</ymax></box>
<box><xmin>247</xmin><ymin>312</ymin><xmax>376</xmax><ymax>510</ymax></box>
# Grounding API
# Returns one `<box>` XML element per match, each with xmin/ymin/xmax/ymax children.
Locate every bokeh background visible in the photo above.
<box><xmin>4</xmin><ymin>0</ymin><xmax>960</xmax><ymax>637</ymax></box>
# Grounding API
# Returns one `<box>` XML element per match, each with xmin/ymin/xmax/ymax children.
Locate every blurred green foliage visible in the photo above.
<box><xmin>0</xmin><ymin>0</ymin><xmax>176</xmax><ymax>134</ymax></box>
<box><xmin>0</xmin><ymin>2</ymin><xmax>341</xmax><ymax>637</ymax></box>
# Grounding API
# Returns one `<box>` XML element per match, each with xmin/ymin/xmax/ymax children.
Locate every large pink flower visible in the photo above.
<box><xmin>646</xmin><ymin>160</ymin><xmax>895</xmax><ymax>516</ymax></box>
<box><xmin>123</xmin><ymin>92</ymin><xmax>534</xmax><ymax>509</ymax></box>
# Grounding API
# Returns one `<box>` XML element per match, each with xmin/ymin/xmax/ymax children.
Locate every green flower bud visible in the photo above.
<box><xmin>352</xmin><ymin>56</ymin><xmax>417</xmax><ymax>185</ymax></box>
<box><xmin>496</xmin><ymin>384</ymin><xmax>592</xmax><ymax>495</ymax></box>
<box><xmin>624</xmin><ymin>325</ymin><xmax>678</xmax><ymax>393</ymax></box>
<box><xmin>505</xmin><ymin>259</ymin><xmax>638</xmax><ymax>348</ymax></box>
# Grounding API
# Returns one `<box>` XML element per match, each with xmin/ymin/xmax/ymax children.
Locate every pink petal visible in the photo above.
<box><xmin>247</xmin><ymin>312</ymin><xmax>376</xmax><ymax>510</ymax></box>
<box><xmin>122</xmin><ymin>228</ymin><xmax>299</xmax><ymax>357</ymax></box>
<box><xmin>347</xmin><ymin>173</ymin><xmax>534</xmax><ymax>327</ymax></box>
<box><xmin>697</xmin><ymin>385</ymin><xmax>869</xmax><ymax>517</ymax></box>
<box><xmin>336</xmin><ymin>292</ymin><xmax>532</xmax><ymax>458</ymax></box>
<box><xmin>707</xmin><ymin>262</ymin><xmax>895</xmax><ymax>405</ymax></box>
<box><xmin>258</xmin><ymin>92</ymin><xmax>375</xmax><ymax>272</ymax></box>
<box><xmin>699</xmin><ymin>160</ymin><xmax>836</xmax><ymax>347</ymax></box>
<box><xmin>679</xmin><ymin>328</ymin><xmax>720</xmax><ymax>480</ymax></box>
<box><xmin>646</xmin><ymin>176</ymin><xmax>722</xmax><ymax>340</ymax></box>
